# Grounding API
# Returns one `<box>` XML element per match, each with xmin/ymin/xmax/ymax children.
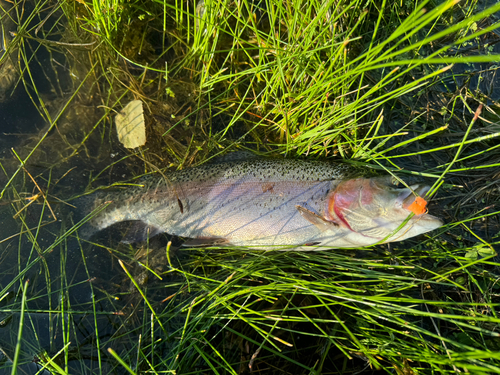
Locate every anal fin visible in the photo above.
<box><xmin>182</xmin><ymin>237</ymin><xmax>229</xmax><ymax>247</ymax></box>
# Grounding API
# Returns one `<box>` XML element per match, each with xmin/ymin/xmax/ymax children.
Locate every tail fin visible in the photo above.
<box><xmin>70</xmin><ymin>192</ymin><xmax>160</xmax><ymax>244</ymax></box>
<box><xmin>69</xmin><ymin>192</ymin><xmax>110</xmax><ymax>241</ymax></box>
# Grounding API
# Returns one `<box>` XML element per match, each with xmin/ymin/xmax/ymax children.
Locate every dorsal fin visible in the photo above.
<box><xmin>207</xmin><ymin>151</ymin><xmax>262</xmax><ymax>164</ymax></box>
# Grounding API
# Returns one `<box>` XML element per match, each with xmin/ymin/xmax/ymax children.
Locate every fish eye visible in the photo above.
<box><xmin>390</xmin><ymin>176</ymin><xmax>400</xmax><ymax>186</ymax></box>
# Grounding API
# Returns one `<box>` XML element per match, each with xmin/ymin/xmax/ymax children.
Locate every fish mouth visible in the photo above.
<box><xmin>400</xmin><ymin>185</ymin><xmax>431</xmax><ymax>215</ymax></box>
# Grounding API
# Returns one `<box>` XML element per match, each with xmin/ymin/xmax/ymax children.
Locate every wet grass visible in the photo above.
<box><xmin>1</xmin><ymin>0</ymin><xmax>500</xmax><ymax>373</ymax></box>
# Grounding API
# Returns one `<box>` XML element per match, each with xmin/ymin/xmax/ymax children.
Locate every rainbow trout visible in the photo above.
<box><xmin>77</xmin><ymin>157</ymin><xmax>442</xmax><ymax>250</ymax></box>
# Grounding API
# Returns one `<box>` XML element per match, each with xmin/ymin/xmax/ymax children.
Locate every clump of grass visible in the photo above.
<box><xmin>1</xmin><ymin>0</ymin><xmax>500</xmax><ymax>374</ymax></box>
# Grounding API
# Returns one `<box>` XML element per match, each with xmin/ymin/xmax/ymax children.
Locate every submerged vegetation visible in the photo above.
<box><xmin>0</xmin><ymin>0</ymin><xmax>500</xmax><ymax>373</ymax></box>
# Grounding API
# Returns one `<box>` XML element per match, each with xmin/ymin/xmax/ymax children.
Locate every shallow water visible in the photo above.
<box><xmin>0</xmin><ymin>3</ymin><xmax>171</xmax><ymax>373</ymax></box>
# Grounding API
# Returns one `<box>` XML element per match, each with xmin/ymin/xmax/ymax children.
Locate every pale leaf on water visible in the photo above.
<box><xmin>115</xmin><ymin>100</ymin><xmax>146</xmax><ymax>149</ymax></box>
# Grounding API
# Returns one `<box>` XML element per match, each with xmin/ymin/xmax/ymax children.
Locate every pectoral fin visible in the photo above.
<box><xmin>296</xmin><ymin>205</ymin><xmax>338</xmax><ymax>232</ymax></box>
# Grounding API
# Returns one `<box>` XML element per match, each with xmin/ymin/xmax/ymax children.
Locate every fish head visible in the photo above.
<box><xmin>328</xmin><ymin>176</ymin><xmax>443</xmax><ymax>243</ymax></box>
